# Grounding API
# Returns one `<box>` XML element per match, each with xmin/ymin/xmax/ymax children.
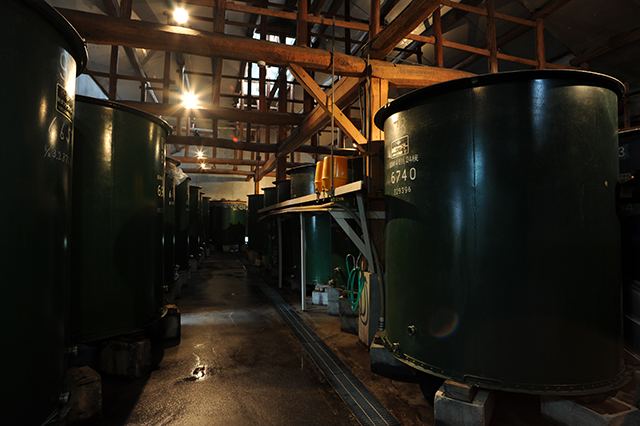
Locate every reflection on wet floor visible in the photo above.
<box><xmin>95</xmin><ymin>253</ymin><xmax>359</xmax><ymax>426</ymax></box>
<box><xmin>87</xmin><ymin>252</ymin><xmax>640</xmax><ymax>426</ymax></box>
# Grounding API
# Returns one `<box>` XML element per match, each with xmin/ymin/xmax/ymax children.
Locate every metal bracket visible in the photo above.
<box><xmin>329</xmin><ymin>194</ymin><xmax>376</xmax><ymax>274</ymax></box>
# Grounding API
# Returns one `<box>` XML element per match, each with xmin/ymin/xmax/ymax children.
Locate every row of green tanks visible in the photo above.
<box><xmin>209</xmin><ymin>200</ymin><xmax>247</xmax><ymax>251</ymax></box>
<box><xmin>0</xmin><ymin>2</ymin><xmax>208</xmax><ymax>423</ymax></box>
<box><xmin>249</xmin><ymin>163</ymin><xmax>361</xmax><ymax>292</ymax></box>
<box><xmin>1</xmin><ymin>1</ymin><xmax>87</xmax><ymax>424</ymax></box>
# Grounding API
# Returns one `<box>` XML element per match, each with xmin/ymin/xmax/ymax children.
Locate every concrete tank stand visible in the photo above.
<box><xmin>99</xmin><ymin>335</ymin><xmax>151</xmax><ymax>379</ymax></box>
<box><xmin>63</xmin><ymin>366</ymin><xmax>102</xmax><ymax>424</ymax></box>
<box><xmin>541</xmin><ymin>394</ymin><xmax>640</xmax><ymax>426</ymax></box>
<box><xmin>434</xmin><ymin>380</ymin><xmax>495</xmax><ymax>426</ymax></box>
<box><xmin>179</xmin><ymin>268</ymin><xmax>191</xmax><ymax>288</ymax></box>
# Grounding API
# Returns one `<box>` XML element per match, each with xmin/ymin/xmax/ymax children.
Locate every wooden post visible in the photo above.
<box><xmin>486</xmin><ymin>0</ymin><xmax>498</xmax><ymax>73</ymax></box>
<box><xmin>345</xmin><ymin>0</ymin><xmax>351</xmax><ymax>55</ymax></box>
<box><xmin>261</xmin><ymin>0</ymin><xmax>270</xmax><ymax>165</ymax></box>
<box><xmin>370</xmin><ymin>0</ymin><xmax>381</xmax><ymax>40</ymax></box>
<box><xmin>297</xmin><ymin>0</ymin><xmax>308</xmax><ymax>46</ymax></box>
<box><xmin>140</xmin><ymin>82</ymin><xmax>147</xmax><ymax>102</ymax></box>
<box><xmin>211</xmin><ymin>0</ymin><xmax>226</xmax><ymax>166</ymax></box>
<box><xmin>434</xmin><ymin>6</ymin><xmax>444</xmax><ymax>67</ymax></box>
<box><xmin>277</xmin><ymin>39</ymin><xmax>288</xmax><ymax>182</ymax></box>
<box><xmin>369</xmin><ymin>78</ymin><xmax>388</xmax><ymax>143</ymax></box>
<box><xmin>163</xmin><ymin>51</ymin><xmax>171</xmax><ymax>103</ymax></box>
<box><xmin>535</xmin><ymin>17</ymin><xmax>546</xmax><ymax>69</ymax></box>
<box><xmin>108</xmin><ymin>45</ymin><xmax>119</xmax><ymax>100</ymax></box>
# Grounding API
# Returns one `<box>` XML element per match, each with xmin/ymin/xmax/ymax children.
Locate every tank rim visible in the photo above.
<box><xmin>27</xmin><ymin>0</ymin><xmax>88</xmax><ymax>75</ymax></box>
<box><xmin>287</xmin><ymin>164</ymin><xmax>316</xmax><ymax>174</ymax></box>
<box><xmin>166</xmin><ymin>157</ymin><xmax>181</xmax><ymax>167</ymax></box>
<box><xmin>76</xmin><ymin>95</ymin><xmax>173</xmax><ymax>135</ymax></box>
<box><xmin>619</xmin><ymin>127</ymin><xmax>640</xmax><ymax>137</ymax></box>
<box><xmin>374</xmin><ymin>69</ymin><xmax>625</xmax><ymax>131</ymax></box>
<box><xmin>380</xmin><ymin>333</ymin><xmax>632</xmax><ymax>396</ymax></box>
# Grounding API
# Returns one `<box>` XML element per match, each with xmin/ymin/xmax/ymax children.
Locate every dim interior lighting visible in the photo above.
<box><xmin>173</xmin><ymin>7</ymin><xmax>188</xmax><ymax>24</ymax></box>
<box><xmin>181</xmin><ymin>92</ymin><xmax>199</xmax><ymax>109</ymax></box>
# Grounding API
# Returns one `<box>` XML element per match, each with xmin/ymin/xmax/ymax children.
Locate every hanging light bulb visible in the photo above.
<box><xmin>181</xmin><ymin>91</ymin><xmax>199</xmax><ymax>109</ymax></box>
<box><xmin>173</xmin><ymin>7</ymin><xmax>188</xmax><ymax>24</ymax></box>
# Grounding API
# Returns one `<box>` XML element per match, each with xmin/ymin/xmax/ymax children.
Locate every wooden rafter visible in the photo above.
<box><xmin>167</xmin><ymin>135</ymin><xmax>356</xmax><ymax>156</ymax></box>
<box><xmin>59</xmin><ymin>8</ymin><xmax>472</xmax><ymax>87</ymax></box>
<box><xmin>288</xmin><ymin>63</ymin><xmax>367</xmax><ymax>146</ymax></box>
<box><xmin>117</xmin><ymin>101</ymin><xmax>304</xmax><ymax>125</ymax></box>
<box><xmin>102</xmin><ymin>0</ymin><xmax>159</xmax><ymax>102</ymax></box>
<box><xmin>570</xmin><ymin>27</ymin><xmax>640</xmax><ymax>67</ymax></box>
<box><xmin>368</xmin><ymin>0</ymin><xmax>442</xmax><ymax>60</ymax></box>
<box><xmin>452</xmin><ymin>0</ymin><xmax>574</xmax><ymax>70</ymax></box>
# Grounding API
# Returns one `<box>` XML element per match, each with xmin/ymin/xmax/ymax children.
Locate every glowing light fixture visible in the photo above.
<box><xmin>173</xmin><ymin>7</ymin><xmax>188</xmax><ymax>24</ymax></box>
<box><xmin>196</xmin><ymin>150</ymin><xmax>204</xmax><ymax>158</ymax></box>
<box><xmin>200</xmin><ymin>163</ymin><xmax>207</xmax><ymax>169</ymax></box>
<box><xmin>181</xmin><ymin>92</ymin><xmax>199</xmax><ymax>109</ymax></box>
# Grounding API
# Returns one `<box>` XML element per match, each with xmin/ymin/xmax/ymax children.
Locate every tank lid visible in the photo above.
<box><xmin>76</xmin><ymin>95</ymin><xmax>173</xmax><ymax>135</ymax></box>
<box><xmin>28</xmin><ymin>0</ymin><xmax>88</xmax><ymax>75</ymax></box>
<box><xmin>375</xmin><ymin>69</ymin><xmax>625</xmax><ymax>131</ymax></box>
<box><xmin>287</xmin><ymin>164</ymin><xmax>316</xmax><ymax>174</ymax></box>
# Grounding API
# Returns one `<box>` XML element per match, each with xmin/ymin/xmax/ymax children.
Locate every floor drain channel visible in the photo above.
<box><xmin>240</xmin><ymin>256</ymin><xmax>400</xmax><ymax>426</ymax></box>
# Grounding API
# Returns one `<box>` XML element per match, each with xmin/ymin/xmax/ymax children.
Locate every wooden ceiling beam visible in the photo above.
<box><xmin>368</xmin><ymin>0</ymin><xmax>442</xmax><ymax>60</ymax></box>
<box><xmin>59</xmin><ymin>8</ymin><xmax>473</xmax><ymax>87</ymax></box>
<box><xmin>168</xmin><ymin>135</ymin><xmax>357</xmax><ymax>156</ymax></box>
<box><xmin>182</xmin><ymin>168</ymin><xmax>276</xmax><ymax>177</ymax></box>
<box><xmin>118</xmin><ymin>101</ymin><xmax>304</xmax><ymax>125</ymax></box>
<box><xmin>289</xmin><ymin>63</ymin><xmax>367</xmax><ymax>146</ymax></box>
<box><xmin>570</xmin><ymin>27</ymin><xmax>640</xmax><ymax>67</ymax></box>
<box><xmin>102</xmin><ymin>0</ymin><xmax>159</xmax><ymax>102</ymax></box>
<box><xmin>59</xmin><ymin>8</ymin><xmax>365</xmax><ymax>76</ymax></box>
<box><xmin>452</xmin><ymin>0</ymin><xmax>574</xmax><ymax>70</ymax></box>
<box><xmin>256</xmin><ymin>75</ymin><xmax>361</xmax><ymax>180</ymax></box>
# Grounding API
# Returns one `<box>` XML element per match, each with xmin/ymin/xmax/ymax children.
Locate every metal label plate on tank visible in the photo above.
<box><xmin>56</xmin><ymin>84</ymin><xmax>73</xmax><ymax>122</ymax></box>
<box><xmin>390</xmin><ymin>135</ymin><xmax>409</xmax><ymax>158</ymax></box>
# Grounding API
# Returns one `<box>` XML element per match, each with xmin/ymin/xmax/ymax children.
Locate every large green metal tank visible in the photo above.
<box><xmin>304</xmin><ymin>214</ymin><xmax>332</xmax><ymax>285</ymax></box>
<box><xmin>289</xmin><ymin>164</ymin><xmax>316</xmax><ymax>198</ymax></box>
<box><xmin>1</xmin><ymin>1</ymin><xmax>86</xmax><ymax>423</ymax></box>
<box><xmin>618</xmin><ymin>128</ymin><xmax>640</xmax><ymax>359</ymax></box>
<box><xmin>164</xmin><ymin>158</ymin><xmax>180</xmax><ymax>287</ymax></box>
<box><xmin>189</xmin><ymin>185</ymin><xmax>202</xmax><ymax>257</ymax></box>
<box><xmin>175</xmin><ymin>176</ymin><xmax>191</xmax><ymax>271</ymax></box>
<box><xmin>247</xmin><ymin>194</ymin><xmax>265</xmax><ymax>252</ymax></box>
<box><xmin>263</xmin><ymin>186</ymin><xmax>277</xmax><ymax>207</ymax></box>
<box><xmin>71</xmin><ymin>96</ymin><xmax>170</xmax><ymax>343</ymax></box>
<box><xmin>211</xmin><ymin>201</ymin><xmax>247</xmax><ymax>248</ymax></box>
<box><xmin>375</xmin><ymin>70</ymin><xmax>627</xmax><ymax>395</ymax></box>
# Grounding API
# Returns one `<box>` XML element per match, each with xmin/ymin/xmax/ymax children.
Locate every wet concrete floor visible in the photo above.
<box><xmin>88</xmin><ymin>252</ymin><xmax>640</xmax><ymax>426</ymax></box>
<box><xmin>94</xmin><ymin>253</ymin><xmax>359</xmax><ymax>425</ymax></box>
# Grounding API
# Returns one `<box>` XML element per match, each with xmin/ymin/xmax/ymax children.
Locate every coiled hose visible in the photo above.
<box><xmin>346</xmin><ymin>253</ymin><xmax>364</xmax><ymax>312</ymax></box>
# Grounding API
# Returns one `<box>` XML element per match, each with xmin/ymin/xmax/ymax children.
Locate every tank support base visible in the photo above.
<box><xmin>542</xmin><ymin>395</ymin><xmax>640</xmax><ymax>426</ymax></box>
<box><xmin>434</xmin><ymin>382</ymin><xmax>495</xmax><ymax>426</ymax></box>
